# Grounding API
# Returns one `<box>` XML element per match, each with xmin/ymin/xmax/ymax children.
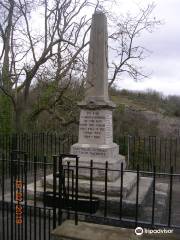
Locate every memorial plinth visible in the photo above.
<box><xmin>65</xmin><ymin>108</ymin><xmax>126</xmax><ymax>181</ymax></box>
<box><xmin>65</xmin><ymin>116</ymin><xmax>125</xmax><ymax>180</ymax></box>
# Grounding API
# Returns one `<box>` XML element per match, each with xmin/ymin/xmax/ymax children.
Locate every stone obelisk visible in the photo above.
<box><xmin>84</xmin><ymin>11</ymin><xmax>114</xmax><ymax>106</ymax></box>
<box><xmin>31</xmin><ymin>12</ymin><xmax>154</xmax><ymax>217</ymax></box>
<box><xmin>66</xmin><ymin>12</ymin><xmax>126</xmax><ymax>181</ymax></box>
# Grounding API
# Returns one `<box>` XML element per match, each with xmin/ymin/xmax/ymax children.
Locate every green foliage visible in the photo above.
<box><xmin>22</xmin><ymin>79</ymin><xmax>85</xmax><ymax>133</ymax></box>
<box><xmin>116</xmin><ymin>103</ymin><xmax>125</xmax><ymax>113</ymax></box>
<box><xmin>39</xmin><ymin>81</ymin><xmax>58</xmax><ymax>107</ymax></box>
<box><xmin>2</xmin><ymin>78</ymin><xmax>180</xmax><ymax>136</ymax></box>
<box><xmin>0</xmin><ymin>94</ymin><xmax>13</xmax><ymax>134</ymax></box>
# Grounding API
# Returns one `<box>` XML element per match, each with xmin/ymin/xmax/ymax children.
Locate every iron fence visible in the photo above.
<box><xmin>0</xmin><ymin>152</ymin><xmax>180</xmax><ymax>240</ymax></box>
<box><xmin>0</xmin><ymin>133</ymin><xmax>180</xmax><ymax>173</ymax></box>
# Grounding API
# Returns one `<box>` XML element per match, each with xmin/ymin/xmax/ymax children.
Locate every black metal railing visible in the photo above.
<box><xmin>0</xmin><ymin>152</ymin><xmax>54</xmax><ymax>240</ymax></box>
<box><xmin>1</xmin><ymin>152</ymin><xmax>180</xmax><ymax>240</ymax></box>
<box><xmin>0</xmin><ymin>133</ymin><xmax>180</xmax><ymax>173</ymax></box>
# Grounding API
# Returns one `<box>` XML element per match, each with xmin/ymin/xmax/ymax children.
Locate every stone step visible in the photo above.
<box><xmin>26</xmin><ymin>176</ymin><xmax>152</xmax><ymax>208</ymax></box>
<box><xmin>25</xmin><ymin>176</ymin><xmax>174</xmax><ymax>223</ymax></box>
<box><xmin>64</xmin><ymin>148</ymin><xmax>126</xmax><ymax>181</ymax></box>
<box><xmin>51</xmin><ymin>220</ymin><xmax>136</xmax><ymax>240</ymax></box>
<box><xmin>51</xmin><ymin>220</ymin><xmax>180</xmax><ymax>240</ymax></box>
<box><xmin>92</xmin><ymin>176</ymin><xmax>153</xmax><ymax>216</ymax></box>
<box><xmin>41</xmin><ymin>172</ymin><xmax>137</xmax><ymax>198</ymax></box>
<box><xmin>25</xmin><ymin>176</ymin><xmax>153</xmax><ymax>218</ymax></box>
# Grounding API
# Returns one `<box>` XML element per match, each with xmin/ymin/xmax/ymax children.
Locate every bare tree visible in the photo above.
<box><xmin>108</xmin><ymin>3</ymin><xmax>161</xmax><ymax>87</ymax></box>
<box><xmin>0</xmin><ymin>0</ymin><xmax>91</xmax><ymax>131</ymax></box>
<box><xmin>0</xmin><ymin>0</ymin><xmax>161</xmax><ymax>132</ymax></box>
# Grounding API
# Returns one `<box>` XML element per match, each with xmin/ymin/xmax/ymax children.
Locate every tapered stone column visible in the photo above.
<box><xmin>80</xmin><ymin>11</ymin><xmax>115</xmax><ymax>108</ymax></box>
<box><xmin>85</xmin><ymin>12</ymin><xmax>111</xmax><ymax>105</ymax></box>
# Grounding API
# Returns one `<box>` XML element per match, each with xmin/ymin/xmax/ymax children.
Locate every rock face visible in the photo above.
<box><xmin>66</xmin><ymin>12</ymin><xmax>125</xmax><ymax>181</ymax></box>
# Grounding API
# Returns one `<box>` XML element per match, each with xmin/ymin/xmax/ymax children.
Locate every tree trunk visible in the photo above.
<box><xmin>14</xmin><ymin>107</ymin><xmax>22</xmax><ymax>132</ymax></box>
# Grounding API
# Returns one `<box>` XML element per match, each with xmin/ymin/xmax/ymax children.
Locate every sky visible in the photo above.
<box><xmin>6</xmin><ymin>0</ymin><xmax>179</xmax><ymax>96</ymax></box>
<box><xmin>117</xmin><ymin>0</ymin><xmax>180</xmax><ymax>96</ymax></box>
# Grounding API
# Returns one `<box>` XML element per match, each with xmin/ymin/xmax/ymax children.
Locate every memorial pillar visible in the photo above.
<box><xmin>65</xmin><ymin>12</ymin><xmax>126</xmax><ymax>181</ymax></box>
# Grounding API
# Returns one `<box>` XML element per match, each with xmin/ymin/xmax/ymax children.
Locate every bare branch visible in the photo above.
<box><xmin>18</xmin><ymin>0</ymin><xmax>37</xmax><ymax>63</ymax></box>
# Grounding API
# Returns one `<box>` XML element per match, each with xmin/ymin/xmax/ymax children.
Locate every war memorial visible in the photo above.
<box><xmin>0</xmin><ymin>9</ymin><xmax>179</xmax><ymax>240</ymax></box>
<box><xmin>23</xmin><ymin>11</ymin><xmax>171</xmax><ymax>238</ymax></box>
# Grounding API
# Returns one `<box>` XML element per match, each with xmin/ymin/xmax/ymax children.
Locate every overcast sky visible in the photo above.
<box><xmin>24</xmin><ymin>0</ymin><xmax>180</xmax><ymax>96</ymax></box>
<box><xmin>118</xmin><ymin>0</ymin><xmax>180</xmax><ymax>96</ymax></box>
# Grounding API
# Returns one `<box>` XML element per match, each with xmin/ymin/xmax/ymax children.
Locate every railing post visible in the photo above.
<box><xmin>168</xmin><ymin>166</ymin><xmax>173</xmax><ymax>227</ymax></box>
<box><xmin>10</xmin><ymin>150</ymin><xmax>15</xmax><ymax>240</ymax></box>
<box><xmin>24</xmin><ymin>153</ymin><xmax>28</xmax><ymax>240</ymax></box>
<box><xmin>90</xmin><ymin>160</ymin><xmax>93</xmax><ymax>214</ymax></box>
<box><xmin>67</xmin><ymin>161</ymin><xmax>70</xmax><ymax>219</ymax></box>
<box><xmin>135</xmin><ymin>164</ymin><xmax>140</xmax><ymax>227</ymax></box>
<box><xmin>12</xmin><ymin>133</ymin><xmax>18</xmax><ymax>152</ymax></box>
<box><xmin>119</xmin><ymin>162</ymin><xmax>124</xmax><ymax>220</ymax></box>
<box><xmin>2</xmin><ymin>153</ymin><xmax>5</xmax><ymax>239</ymax></box>
<box><xmin>58</xmin><ymin>155</ymin><xmax>63</xmax><ymax>225</ymax></box>
<box><xmin>53</xmin><ymin>156</ymin><xmax>57</xmax><ymax>229</ymax></box>
<box><xmin>104</xmin><ymin>161</ymin><xmax>108</xmax><ymax>218</ymax></box>
<box><xmin>43</xmin><ymin>156</ymin><xmax>47</xmax><ymax>240</ymax></box>
<box><xmin>151</xmin><ymin>165</ymin><xmax>156</xmax><ymax>227</ymax></box>
<box><xmin>75</xmin><ymin>156</ymin><xmax>79</xmax><ymax>225</ymax></box>
<box><xmin>34</xmin><ymin>155</ymin><xmax>37</xmax><ymax>240</ymax></box>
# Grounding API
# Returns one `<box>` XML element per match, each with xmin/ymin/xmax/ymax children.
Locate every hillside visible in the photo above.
<box><xmin>111</xmin><ymin>89</ymin><xmax>180</xmax><ymax>137</ymax></box>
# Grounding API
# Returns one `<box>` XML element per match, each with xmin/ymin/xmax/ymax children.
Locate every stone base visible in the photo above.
<box><xmin>43</xmin><ymin>172</ymin><xmax>137</xmax><ymax>198</ymax></box>
<box><xmin>51</xmin><ymin>220</ymin><xmax>180</xmax><ymax>240</ymax></box>
<box><xmin>71</xmin><ymin>143</ymin><xmax>120</xmax><ymax>160</ymax></box>
<box><xmin>51</xmin><ymin>220</ymin><xmax>135</xmax><ymax>240</ymax></box>
<box><xmin>63</xmin><ymin>156</ymin><xmax>125</xmax><ymax>182</ymax></box>
<box><xmin>25</xmin><ymin>176</ymin><xmax>172</xmax><ymax>222</ymax></box>
<box><xmin>65</xmin><ymin>143</ymin><xmax>126</xmax><ymax>182</ymax></box>
<box><xmin>42</xmin><ymin>174</ymin><xmax>153</xmax><ymax>216</ymax></box>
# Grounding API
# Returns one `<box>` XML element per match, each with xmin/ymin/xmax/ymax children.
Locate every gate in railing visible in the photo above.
<box><xmin>0</xmin><ymin>152</ymin><xmax>180</xmax><ymax>240</ymax></box>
